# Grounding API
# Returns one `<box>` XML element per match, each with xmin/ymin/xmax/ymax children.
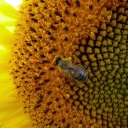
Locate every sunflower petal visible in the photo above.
<box><xmin>0</xmin><ymin>0</ymin><xmax>18</xmax><ymax>19</ymax></box>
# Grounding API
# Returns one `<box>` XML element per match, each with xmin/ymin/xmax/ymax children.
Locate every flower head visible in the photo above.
<box><xmin>10</xmin><ymin>0</ymin><xmax>128</xmax><ymax>128</ymax></box>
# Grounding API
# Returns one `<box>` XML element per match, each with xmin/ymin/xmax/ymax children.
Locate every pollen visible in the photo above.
<box><xmin>11</xmin><ymin>0</ymin><xmax>128</xmax><ymax>128</ymax></box>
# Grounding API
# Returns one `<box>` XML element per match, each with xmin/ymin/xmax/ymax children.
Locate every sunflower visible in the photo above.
<box><xmin>2</xmin><ymin>0</ymin><xmax>128</xmax><ymax>128</ymax></box>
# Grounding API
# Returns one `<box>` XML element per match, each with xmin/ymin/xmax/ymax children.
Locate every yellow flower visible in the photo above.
<box><xmin>0</xmin><ymin>0</ymin><xmax>32</xmax><ymax>128</ymax></box>
<box><xmin>4</xmin><ymin>0</ymin><xmax>128</xmax><ymax>128</ymax></box>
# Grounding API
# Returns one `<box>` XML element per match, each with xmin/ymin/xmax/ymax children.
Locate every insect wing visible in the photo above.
<box><xmin>69</xmin><ymin>65</ymin><xmax>88</xmax><ymax>82</ymax></box>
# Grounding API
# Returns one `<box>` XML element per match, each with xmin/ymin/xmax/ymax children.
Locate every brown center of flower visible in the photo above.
<box><xmin>11</xmin><ymin>0</ymin><xmax>128</xmax><ymax>128</ymax></box>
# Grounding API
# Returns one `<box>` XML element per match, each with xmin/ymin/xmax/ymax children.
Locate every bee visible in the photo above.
<box><xmin>53</xmin><ymin>56</ymin><xmax>88</xmax><ymax>83</ymax></box>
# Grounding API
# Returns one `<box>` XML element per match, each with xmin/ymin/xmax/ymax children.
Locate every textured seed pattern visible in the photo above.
<box><xmin>10</xmin><ymin>0</ymin><xmax>128</xmax><ymax>128</ymax></box>
<box><xmin>74</xmin><ymin>2</ymin><xmax>128</xmax><ymax>128</ymax></box>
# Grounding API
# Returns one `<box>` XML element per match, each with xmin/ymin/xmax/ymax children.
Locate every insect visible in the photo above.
<box><xmin>53</xmin><ymin>56</ymin><xmax>88</xmax><ymax>83</ymax></box>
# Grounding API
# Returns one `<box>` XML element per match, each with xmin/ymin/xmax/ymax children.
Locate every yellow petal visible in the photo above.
<box><xmin>0</xmin><ymin>0</ymin><xmax>18</xmax><ymax>19</ymax></box>
<box><xmin>0</xmin><ymin>24</ymin><xmax>13</xmax><ymax>48</ymax></box>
